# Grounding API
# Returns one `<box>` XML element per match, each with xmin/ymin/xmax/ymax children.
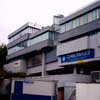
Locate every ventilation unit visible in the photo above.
<box><xmin>91</xmin><ymin>71</ymin><xmax>100</xmax><ymax>83</ymax></box>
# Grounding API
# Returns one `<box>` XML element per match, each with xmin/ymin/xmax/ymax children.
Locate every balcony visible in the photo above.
<box><xmin>7</xmin><ymin>40</ymin><xmax>54</xmax><ymax>60</ymax></box>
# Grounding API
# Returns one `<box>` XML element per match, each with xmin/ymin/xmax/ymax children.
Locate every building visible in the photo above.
<box><xmin>57</xmin><ymin>0</ymin><xmax>100</xmax><ymax>74</ymax></box>
<box><xmin>57</xmin><ymin>1</ymin><xmax>100</xmax><ymax>99</ymax></box>
<box><xmin>4</xmin><ymin>1</ymin><xmax>100</xmax><ymax>100</ymax></box>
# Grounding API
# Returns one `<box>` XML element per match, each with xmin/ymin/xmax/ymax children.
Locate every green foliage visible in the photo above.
<box><xmin>0</xmin><ymin>44</ymin><xmax>7</xmax><ymax>69</ymax></box>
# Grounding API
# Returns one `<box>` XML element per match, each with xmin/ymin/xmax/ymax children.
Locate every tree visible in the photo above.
<box><xmin>0</xmin><ymin>44</ymin><xmax>7</xmax><ymax>69</ymax></box>
<box><xmin>0</xmin><ymin>44</ymin><xmax>8</xmax><ymax>91</ymax></box>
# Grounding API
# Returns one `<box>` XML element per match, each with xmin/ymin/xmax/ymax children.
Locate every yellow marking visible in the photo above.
<box><xmin>77</xmin><ymin>60</ymin><xmax>84</xmax><ymax>64</ymax></box>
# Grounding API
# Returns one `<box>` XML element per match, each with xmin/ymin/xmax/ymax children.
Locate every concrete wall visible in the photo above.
<box><xmin>4</xmin><ymin>60</ymin><xmax>26</xmax><ymax>73</ymax></box>
<box><xmin>27</xmin><ymin>61</ymin><xmax>62</xmax><ymax>74</ymax></box>
<box><xmin>31</xmin><ymin>74</ymin><xmax>91</xmax><ymax>87</ymax></box>
<box><xmin>76</xmin><ymin>83</ymin><xmax>100</xmax><ymax>100</ymax></box>
<box><xmin>27</xmin><ymin>65</ymin><xmax>42</xmax><ymax>74</ymax></box>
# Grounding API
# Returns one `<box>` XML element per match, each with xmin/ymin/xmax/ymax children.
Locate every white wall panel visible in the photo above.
<box><xmin>57</xmin><ymin>36</ymin><xmax>89</xmax><ymax>56</ymax></box>
<box><xmin>23</xmin><ymin>81</ymin><xmax>55</xmax><ymax>96</ymax></box>
<box><xmin>76</xmin><ymin>83</ymin><xmax>100</xmax><ymax>100</ymax></box>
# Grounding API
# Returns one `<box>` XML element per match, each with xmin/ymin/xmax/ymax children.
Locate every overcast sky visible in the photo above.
<box><xmin>0</xmin><ymin>0</ymin><xmax>96</xmax><ymax>44</ymax></box>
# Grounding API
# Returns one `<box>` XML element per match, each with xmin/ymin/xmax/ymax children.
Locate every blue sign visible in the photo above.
<box><xmin>60</xmin><ymin>49</ymin><xmax>94</xmax><ymax>63</ymax></box>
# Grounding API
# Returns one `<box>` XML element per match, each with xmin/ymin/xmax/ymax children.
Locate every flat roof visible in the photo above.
<box><xmin>8</xmin><ymin>22</ymin><xmax>41</xmax><ymax>39</ymax></box>
<box><xmin>60</xmin><ymin>0</ymin><xmax>100</xmax><ymax>25</ymax></box>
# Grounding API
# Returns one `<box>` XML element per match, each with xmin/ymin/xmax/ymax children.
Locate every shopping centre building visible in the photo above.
<box><xmin>4</xmin><ymin>1</ymin><xmax>100</xmax><ymax>100</ymax></box>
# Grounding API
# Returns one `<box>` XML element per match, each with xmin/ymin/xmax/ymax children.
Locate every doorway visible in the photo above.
<box><xmin>58</xmin><ymin>87</ymin><xmax>64</xmax><ymax>100</ymax></box>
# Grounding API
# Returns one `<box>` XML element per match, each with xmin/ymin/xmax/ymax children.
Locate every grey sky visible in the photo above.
<box><xmin>0</xmin><ymin>0</ymin><xmax>96</xmax><ymax>44</ymax></box>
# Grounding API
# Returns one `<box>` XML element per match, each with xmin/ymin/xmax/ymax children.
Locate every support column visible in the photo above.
<box><xmin>42</xmin><ymin>52</ymin><xmax>46</xmax><ymax>77</ymax></box>
<box><xmin>73</xmin><ymin>67</ymin><xmax>77</xmax><ymax>74</ymax></box>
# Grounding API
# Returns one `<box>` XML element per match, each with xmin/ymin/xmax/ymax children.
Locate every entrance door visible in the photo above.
<box><xmin>58</xmin><ymin>87</ymin><xmax>64</xmax><ymax>100</ymax></box>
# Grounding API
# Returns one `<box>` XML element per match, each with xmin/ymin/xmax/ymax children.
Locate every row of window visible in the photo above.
<box><xmin>28</xmin><ymin>32</ymin><xmax>49</xmax><ymax>46</ymax></box>
<box><xmin>9</xmin><ymin>27</ymin><xmax>39</xmax><ymax>42</ymax></box>
<box><xmin>60</xmin><ymin>9</ymin><xmax>99</xmax><ymax>33</ymax></box>
<box><xmin>8</xmin><ymin>41</ymin><xmax>28</xmax><ymax>55</ymax></box>
<box><xmin>28</xmin><ymin>32</ymin><xmax>55</xmax><ymax>46</ymax></box>
<box><xmin>8</xmin><ymin>32</ymin><xmax>55</xmax><ymax>55</ymax></box>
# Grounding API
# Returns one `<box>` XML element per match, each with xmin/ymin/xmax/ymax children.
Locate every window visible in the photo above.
<box><xmin>27</xmin><ymin>53</ymin><xmax>42</xmax><ymax>67</ymax></box>
<box><xmin>28</xmin><ymin>32</ymin><xmax>54</xmax><ymax>46</ymax></box>
<box><xmin>49</xmin><ymin>32</ymin><xmax>55</xmax><ymax>40</ymax></box>
<box><xmin>93</xmin><ymin>10</ymin><xmax>97</xmax><ymax>20</ymax></box>
<box><xmin>80</xmin><ymin>16</ymin><xmax>84</xmax><ymax>25</ymax></box>
<box><xmin>83</xmin><ymin>14</ymin><xmax>88</xmax><ymax>24</ymax></box>
<box><xmin>9</xmin><ymin>27</ymin><xmax>35</xmax><ymax>42</ymax></box>
<box><xmin>59</xmin><ymin>8</ymin><xmax>99</xmax><ymax>33</ymax></box>
<box><xmin>60</xmin><ymin>24</ymin><xmax>66</xmax><ymax>33</ymax></box>
<box><xmin>8</xmin><ymin>41</ymin><xmax>28</xmax><ymax>55</ymax></box>
<box><xmin>67</xmin><ymin>21</ymin><xmax>73</xmax><ymax>31</ymax></box>
<box><xmin>96</xmin><ymin>9</ymin><xmax>99</xmax><ymax>19</ymax></box>
<box><xmin>28</xmin><ymin>32</ymin><xmax>49</xmax><ymax>46</ymax></box>
<box><xmin>73</xmin><ymin>19</ymin><xmax>77</xmax><ymax>28</ymax></box>
<box><xmin>73</xmin><ymin>18</ymin><xmax>80</xmax><ymax>28</ymax></box>
<box><xmin>88</xmin><ymin>12</ymin><xmax>93</xmax><ymax>22</ymax></box>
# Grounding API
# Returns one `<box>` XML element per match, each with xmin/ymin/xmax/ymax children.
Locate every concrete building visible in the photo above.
<box><xmin>56</xmin><ymin>1</ymin><xmax>100</xmax><ymax>99</ymax></box>
<box><xmin>4</xmin><ymin>1</ymin><xmax>100</xmax><ymax>100</ymax></box>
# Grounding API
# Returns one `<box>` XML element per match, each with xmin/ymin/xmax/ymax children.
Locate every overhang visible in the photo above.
<box><xmin>7</xmin><ymin>40</ymin><xmax>54</xmax><ymax>60</ymax></box>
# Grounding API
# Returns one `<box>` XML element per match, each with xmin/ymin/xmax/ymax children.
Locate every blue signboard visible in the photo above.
<box><xmin>60</xmin><ymin>49</ymin><xmax>94</xmax><ymax>63</ymax></box>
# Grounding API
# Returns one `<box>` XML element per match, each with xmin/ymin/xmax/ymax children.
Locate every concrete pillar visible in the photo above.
<box><xmin>73</xmin><ymin>67</ymin><xmax>77</xmax><ymax>74</ymax></box>
<box><xmin>42</xmin><ymin>52</ymin><xmax>46</xmax><ymax>76</ymax></box>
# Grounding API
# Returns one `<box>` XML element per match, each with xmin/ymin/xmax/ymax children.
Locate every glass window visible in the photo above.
<box><xmin>28</xmin><ymin>32</ymin><xmax>50</xmax><ymax>46</ymax></box>
<box><xmin>8</xmin><ymin>41</ymin><xmax>28</xmax><ymax>55</ymax></box>
<box><xmin>96</xmin><ymin>9</ymin><xmax>99</xmax><ymax>19</ymax></box>
<box><xmin>49</xmin><ymin>32</ymin><xmax>55</xmax><ymax>40</ymax></box>
<box><xmin>88</xmin><ymin>12</ymin><xmax>93</xmax><ymax>22</ymax></box>
<box><xmin>73</xmin><ymin>18</ymin><xmax>80</xmax><ymax>28</ymax></box>
<box><xmin>73</xmin><ymin>19</ymin><xmax>77</xmax><ymax>28</ymax></box>
<box><xmin>59</xmin><ymin>8</ymin><xmax>99</xmax><ymax>33</ymax></box>
<box><xmin>93</xmin><ymin>10</ymin><xmax>97</xmax><ymax>20</ymax></box>
<box><xmin>76</xmin><ymin>18</ymin><xmax>80</xmax><ymax>27</ymax></box>
<box><xmin>60</xmin><ymin>24</ymin><xmax>66</xmax><ymax>33</ymax></box>
<box><xmin>83</xmin><ymin>14</ymin><xmax>88</xmax><ymax>24</ymax></box>
<box><xmin>67</xmin><ymin>21</ymin><xmax>73</xmax><ymax>31</ymax></box>
<box><xmin>9</xmin><ymin>27</ymin><xmax>35</xmax><ymax>42</ymax></box>
<box><xmin>80</xmin><ymin>16</ymin><xmax>84</xmax><ymax>25</ymax></box>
